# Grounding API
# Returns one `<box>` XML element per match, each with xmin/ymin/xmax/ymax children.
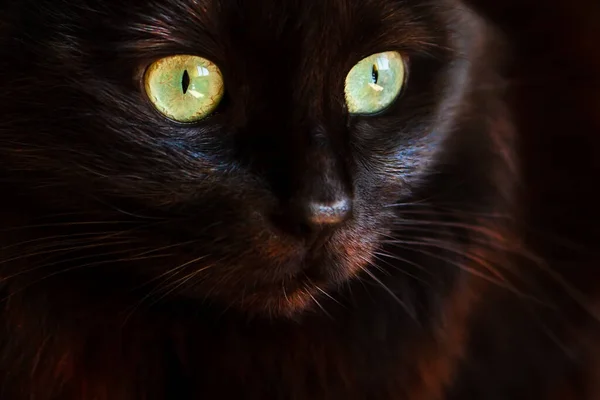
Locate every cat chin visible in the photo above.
<box><xmin>210</xmin><ymin>248</ymin><xmax>372</xmax><ymax>318</ymax></box>
<box><xmin>171</xmin><ymin>275</ymin><xmax>323</xmax><ymax>318</ymax></box>
<box><xmin>173</xmin><ymin>252</ymin><xmax>366</xmax><ymax>318</ymax></box>
<box><xmin>236</xmin><ymin>285</ymin><xmax>323</xmax><ymax>319</ymax></box>
<box><xmin>151</xmin><ymin>219</ymin><xmax>383</xmax><ymax>318</ymax></box>
<box><xmin>241</xmin><ymin>242</ymin><xmax>377</xmax><ymax>317</ymax></box>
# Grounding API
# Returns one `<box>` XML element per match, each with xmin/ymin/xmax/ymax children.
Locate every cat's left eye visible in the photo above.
<box><xmin>344</xmin><ymin>51</ymin><xmax>406</xmax><ymax>115</ymax></box>
<box><xmin>144</xmin><ymin>55</ymin><xmax>225</xmax><ymax>123</ymax></box>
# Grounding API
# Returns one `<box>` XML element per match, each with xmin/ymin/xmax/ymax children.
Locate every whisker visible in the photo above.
<box><xmin>86</xmin><ymin>193</ymin><xmax>165</xmax><ymax>221</ymax></box>
<box><xmin>385</xmin><ymin>235</ymin><xmax>510</xmax><ymax>281</ymax></box>
<box><xmin>1</xmin><ymin>231</ymin><xmax>134</xmax><ymax>251</ymax></box>
<box><xmin>374</xmin><ymin>249</ymin><xmax>433</xmax><ymax>275</ymax></box>
<box><xmin>388</xmin><ymin>223</ymin><xmax>542</xmax><ymax>265</ymax></box>
<box><xmin>306</xmin><ymin>287</ymin><xmax>332</xmax><ymax>319</ymax></box>
<box><xmin>128</xmin><ymin>239</ymin><xmax>199</xmax><ymax>258</ymax></box>
<box><xmin>373</xmin><ymin>252</ymin><xmax>433</xmax><ymax>285</ymax></box>
<box><xmin>391</xmin><ymin>203</ymin><xmax>592</xmax><ymax>254</ymax></box>
<box><xmin>392</xmin><ymin>219</ymin><xmax>509</xmax><ymax>243</ymax></box>
<box><xmin>128</xmin><ymin>252</ymin><xmax>206</xmax><ymax>292</ymax></box>
<box><xmin>32</xmin><ymin>250</ymin><xmax>169</xmax><ymax>283</ymax></box>
<box><xmin>0</xmin><ymin>239</ymin><xmax>140</xmax><ymax>271</ymax></box>
<box><xmin>0</xmin><ymin>242</ymin><xmax>145</xmax><ymax>281</ymax></box>
<box><xmin>122</xmin><ymin>257</ymin><xmax>215</xmax><ymax>324</ymax></box>
<box><xmin>386</xmin><ymin>239</ymin><xmax>528</xmax><ymax>299</ymax></box>
<box><xmin>314</xmin><ymin>285</ymin><xmax>344</xmax><ymax>308</ymax></box>
<box><xmin>387</xmin><ymin>204</ymin><xmax>512</xmax><ymax>220</ymax></box>
<box><xmin>358</xmin><ymin>258</ymin><xmax>417</xmax><ymax>321</ymax></box>
<box><xmin>0</xmin><ymin>220</ymin><xmax>139</xmax><ymax>233</ymax></box>
<box><xmin>0</xmin><ymin>248</ymin><xmax>171</xmax><ymax>303</ymax></box>
<box><xmin>147</xmin><ymin>264</ymin><xmax>211</xmax><ymax>307</ymax></box>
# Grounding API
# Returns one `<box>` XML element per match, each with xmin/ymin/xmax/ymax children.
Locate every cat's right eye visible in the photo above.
<box><xmin>144</xmin><ymin>55</ymin><xmax>225</xmax><ymax>123</ymax></box>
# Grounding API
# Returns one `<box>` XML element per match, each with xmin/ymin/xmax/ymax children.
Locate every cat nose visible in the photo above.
<box><xmin>304</xmin><ymin>197</ymin><xmax>352</xmax><ymax>227</ymax></box>
<box><xmin>273</xmin><ymin>127</ymin><xmax>354</xmax><ymax>238</ymax></box>
<box><xmin>280</xmin><ymin>172</ymin><xmax>354</xmax><ymax>239</ymax></box>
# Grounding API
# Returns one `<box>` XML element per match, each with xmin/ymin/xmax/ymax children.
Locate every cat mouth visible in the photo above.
<box><xmin>211</xmin><ymin>241</ymin><xmax>374</xmax><ymax>318</ymax></box>
<box><xmin>160</xmin><ymin>213</ymin><xmax>383</xmax><ymax>317</ymax></box>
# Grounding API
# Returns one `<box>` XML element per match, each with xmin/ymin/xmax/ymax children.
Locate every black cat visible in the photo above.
<box><xmin>1</xmin><ymin>0</ymin><xmax>599</xmax><ymax>398</ymax></box>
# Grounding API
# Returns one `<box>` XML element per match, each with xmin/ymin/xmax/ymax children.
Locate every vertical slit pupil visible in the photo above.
<box><xmin>371</xmin><ymin>64</ymin><xmax>379</xmax><ymax>84</ymax></box>
<box><xmin>182</xmin><ymin>70</ymin><xmax>190</xmax><ymax>94</ymax></box>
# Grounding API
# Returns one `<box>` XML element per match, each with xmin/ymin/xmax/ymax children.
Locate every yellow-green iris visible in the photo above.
<box><xmin>144</xmin><ymin>55</ymin><xmax>224</xmax><ymax>123</ymax></box>
<box><xmin>344</xmin><ymin>51</ymin><xmax>406</xmax><ymax>115</ymax></box>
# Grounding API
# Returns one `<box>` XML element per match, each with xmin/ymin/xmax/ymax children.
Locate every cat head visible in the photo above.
<box><xmin>0</xmin><ymin>0</ymin><xmax>498</xmax><ymax>317</ymax></box>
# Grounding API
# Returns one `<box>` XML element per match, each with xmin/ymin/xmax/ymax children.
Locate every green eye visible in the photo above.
<box><xmin>144</xmin><ymin>55</ymin><xmax>224</xmax><ymax>123</ymax></box>
<box><xmin>344</xmin><ymin>51</ymin><xmax>406</xmax><ymax>115</ymax></box>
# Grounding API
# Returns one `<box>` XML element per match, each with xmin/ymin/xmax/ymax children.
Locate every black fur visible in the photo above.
<box><xmin>0</xmin><ymin>0</ymin><xmax>598</xmax><ymax>398</ymax></box>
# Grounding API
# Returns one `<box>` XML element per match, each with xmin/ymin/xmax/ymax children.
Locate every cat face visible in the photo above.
<box><xmin>0</xmin><ymin>0</ymin><xmax>493</xmax><ymax>317</ymax></box>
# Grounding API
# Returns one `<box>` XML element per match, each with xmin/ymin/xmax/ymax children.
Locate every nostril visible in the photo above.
<box><xmin>268</xmin><ymin>197</ymin><xmax>353</xmax><ymax>241</ymax></box>
<box><xmin>305</xmin><ymin>197</ymin><xmax>352</xmax><ymax>227</ymax></box>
